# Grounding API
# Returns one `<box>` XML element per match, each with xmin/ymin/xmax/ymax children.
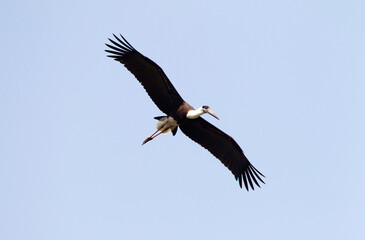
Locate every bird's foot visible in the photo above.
<box><xmin>142</xmin><ymin>137</ymin><xmax>153</xmax><ymax>145</ymax></box>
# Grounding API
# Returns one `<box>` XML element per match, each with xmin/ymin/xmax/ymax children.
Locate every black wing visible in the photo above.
<box><xmin>105</xmin><ymin>34</ymin><xmax>184</xmax><ymax>115</ymax></box>
<box><xmin>179</xmin><ymin>118</ymin><xmax>265</xmax><ymax>191</ymax></box>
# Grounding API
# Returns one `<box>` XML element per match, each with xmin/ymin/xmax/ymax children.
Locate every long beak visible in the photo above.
<box><xmin>208</xmin><ymin>109</ymin><xmax>220</xmax><ymax>120</ymax></box>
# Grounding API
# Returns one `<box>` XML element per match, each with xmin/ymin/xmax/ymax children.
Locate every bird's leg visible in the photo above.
<box><xmin>142</xmin><ymin>129</ymin><xmax>163</xmax><ymax>145</ymax></box>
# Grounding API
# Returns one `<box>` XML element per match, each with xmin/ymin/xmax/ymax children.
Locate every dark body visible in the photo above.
<box><xmin>105</xmin><ymin>35</ymin><xmax>265</xmax><ymax>190</ymax></box>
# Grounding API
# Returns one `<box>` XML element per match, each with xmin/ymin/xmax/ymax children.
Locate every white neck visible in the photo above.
<box><xmin>186</xmin><ymin>107</ymin><xmax>205</xmax><ymax>119</ymax></box>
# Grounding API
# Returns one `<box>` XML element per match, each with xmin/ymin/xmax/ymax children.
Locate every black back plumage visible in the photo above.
<box><xmin>105</xmin><ymin>35</ymin><xmax>265</xmax><ymax>190</ymax></box>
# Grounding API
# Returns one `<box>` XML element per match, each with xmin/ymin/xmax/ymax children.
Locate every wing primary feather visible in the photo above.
<box><xmin>246</xmin><ymin>169</ymin><xmax>255</xmax><ymax>190</ymax></box>
<box><xmin>113</xmin><ymin>34</ymin><xmax>130</xmax><ymax>48</ymax></box>
<box><xmin>247</xmin><ymin>167</ymin><xmax>260</xmax><ymax>188</ymax></box>
<box><xmin>107</xmin><ymin>38</ymin><xmax>124</xmax><ymax>49</ymax></box>
<box><xmin>251</xmin><ymin>164</ymin><xmax>266</xmax><ymax>178</ymax></box>
<box><xmin>105</xmin><ymin>43</ymin><xmax>128</xmax><ymax>53</ymax></box>
<box><xmin>119</xmin><ymin>34</ymin><xmax>136</xmax><ymax>50</ymax></box>
<box><xmin>112</xmin><ymin>34</ymin><xmax>135</xmax><ymax>51</ymax></box>
<box><xmin>108</xmin><ymin>38</ymin><xmax>132</xmax><ymax>52</ymax></box>
<box><xmin>242</xmin><ymin>172</ymin><xmax>249</xmax><ymax>191</ymax></box>
<box><xmin>105</xmin><ymin>50</ymin><xmax>124</xmax><ymax>56</ymax></box>
<box><xmin>250</xmin><ymin>168</ymin><xmax>261</xmax><ymax>187</ymax></box>
<box><xmin>249</xmin><ymin>165</ymin><xmax>265</xmax><ymax>184</ymax></box>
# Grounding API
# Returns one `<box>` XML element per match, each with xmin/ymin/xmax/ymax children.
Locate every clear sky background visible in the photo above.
<box><xmin>1</xmin><ymin>1</ymin><xmax>364</xmax><ymax>239</ymax></box>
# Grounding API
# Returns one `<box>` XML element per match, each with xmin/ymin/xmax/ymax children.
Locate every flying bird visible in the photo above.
<box><xmin>105</xmin><ymin>34</ymin><xmax>265</xmax><ymax>190</ymax></box>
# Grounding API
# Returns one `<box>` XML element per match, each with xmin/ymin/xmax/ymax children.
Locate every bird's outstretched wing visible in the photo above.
<box><xmin>105</xmin><ymin>34</ymin><xmax>184</xmax><ymax>115</ymax></box>
<box><xmin>179</xmin><ymin>118</ymin><xmax>265</xmax><ymax>191</ymax></box>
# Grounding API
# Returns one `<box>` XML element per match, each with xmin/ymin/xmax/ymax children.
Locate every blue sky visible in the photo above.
<box><xmin>1</xmin><ymin>1</ymin><xmax>364</xmax><ymax>239</ymax></box>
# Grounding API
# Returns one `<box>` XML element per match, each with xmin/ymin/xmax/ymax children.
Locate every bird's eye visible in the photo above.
<box><xmin>202</xmin><ymin>105</ymin><xmax>209</xmax><ymax>109</ymax></box>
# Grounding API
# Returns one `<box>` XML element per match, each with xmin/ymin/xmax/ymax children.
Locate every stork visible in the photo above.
<box><xmin>105</xmin><ymin>35</ymin><xmax>265</xmax><ymax>190</ymax></box>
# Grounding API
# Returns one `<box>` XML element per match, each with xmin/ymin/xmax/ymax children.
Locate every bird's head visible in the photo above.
<box><xmin>186</xmin><ymin>105</ymin><xmax>220</xmax><ymax>120</ymax></box>
<box><xmin>201</xmin><ymin>105</ymin><xmax>220</xmax><ymax>120</ymax></box>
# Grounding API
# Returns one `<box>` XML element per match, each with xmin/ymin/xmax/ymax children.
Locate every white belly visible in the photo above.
<box><xmin>156</xmin><ymin>116</ymin><xmax>178</xmax><ymax>134</ymax></box>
